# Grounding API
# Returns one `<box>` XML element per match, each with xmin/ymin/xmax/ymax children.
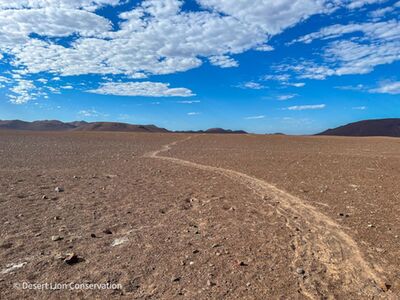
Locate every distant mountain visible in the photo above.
<box><xmin>0</xmin><ymin>120</ymin><xmax>169</xmax><ymax>133</ymax></box>
<box><xmin>74</xmin><ymin>122</ymin><xmax>169</xmax><ymax>133</ymax></box>
<box><xmin>205</xmin><ymin>128</ymin><xmax>247</xmax><ymax>134</ymax></box>
<box><xmin>0</xmin><ymin>120</ymin><xmax>76</xmax><ymax>131</ymax></box>
<box><xmin>0</xmin><ymin>120</ymin><xmax>247</xmax><ymax>134</ymax></box>
<box><xmin>317</xmin><ymin>119</ymin><xmax>400</xmax><ymax>137</ymax></box>
<box><xmin>175</xmin><ymin>128</ymin><xmax>247</xmax><ymax>134</ymax></box>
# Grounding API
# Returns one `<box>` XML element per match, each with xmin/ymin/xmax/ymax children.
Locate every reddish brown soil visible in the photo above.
<box><xmin>1</xmin><ymin>131</ymin><xmax>399</xmax><ymax>299</ymax></box>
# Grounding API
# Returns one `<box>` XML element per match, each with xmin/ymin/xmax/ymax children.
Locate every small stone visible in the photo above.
<box><xmin>296</xmin><ymin>267</ymin><xmax>305</xmax><ymax>275</ymax></box>
<box><xmin>192</xmin><ymin>249</ymin><xmax>199</xmax><ymax>254</ymax></box>
<box><xmin>111</xmin><ymin>237</ymin><xmax>128</xmax><ymax>247</ymax></box>
<box><xmin>51</xmin><ymin>235</ymin><xmax>63</xmax><ymax>241</ymax></box>
<box><xmin>238</xmin><ymin>261</ymin><xmax>248</xmax><ymax>266</ymax></box>
<box><xmin>34</xmin><ymin>232</ymin><xmax>41</xmax><ymax>237</ymax></box>
<box><xmin>54</xmin><ymin>187</ymin><xmax>64</xmax><ymax>193</ymax></box>
<box><xmin>246</xmin><ymin>282</ymin><xmax>251</xmax><ymax>287</ymax></box>
<box><xmin>367</xmin><ymin>224</ymin><xmax>375</xmax><ymax>228</ymax></box>
<box><xmin>90</xmin><ymin>233</ymin><xmax>96</xmax><ymax>238</ymax></box>
<box><xmin>103</xmin><ymin>229</ymin><xmax>112</xmax><ymax>234</ymax></box>
<box><xmin>171</xmin><ymin>276</ymin><xmax>181</xmax><ymax>282</ymax></box>
<box><xmin>42</xmin><ymin>195</ymin><xmax>48</xmax><ymax>200</ymax></box>
<box><xmin>211</xmin><ymin>244</ymin><xmax>220</xmax><ymax>248</ymax></box>
<box><xmin>64</xmin><ymin>253</ymin><xmax>81</xmax><ymax>265</ymax></box>
<box><xmin>53</xmin><ymin>216</ymin><xmax>61</xmax><ymax>220</ymax></box>
<box><xmin>207</xmin><ymin>280</ymin><xmax>215</xmax><ymax>287</ymax></box>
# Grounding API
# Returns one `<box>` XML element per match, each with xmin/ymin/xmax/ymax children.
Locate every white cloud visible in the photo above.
<box><xmin>278</xmin><ymin>94</ymin><xmax>297</xmax><ymax>101</ymax></box>
<box><xmin>187</xmin><ymin>112</ymin><xmax>200</xmax><ymax>116</ymax></box>
<box><xmin>78</xmin><ymin>108</ymin><xmax>109</xmax><ymax>118</ymax></box>
<box><xmin>88</xmin><ymin>81</ymin><xmax>195</xmax><ymax>97</ymax></box>
<box><xmin>288</xmin><ymin>82</ymin><xmax>306</xmax><ymax>87</ymax></box>
<box><xmin>0</xmin><ymin>0</ymin><xmax>394</xmax><ymax>103</ymax></box>
<box><xmin>286</xmin><ymin>104</ymin><xmax>326</xmax><ymax>111</ymax></box>
<box><xmin>264</xmin><ymin>74</ymin><xmax>291</xmax><ymax>82</ymax></box>
<box><xmin>209</xmin><ymin>56</ymin><xmax>239</xmax><ymax>68</ymax></box>
<box><xmin>177</xmin><ymin>100</ymin><xmax>201</xmax><ymax>104</ymax></box>
<box><xmin>8</xmin><ymin>79</ymin><xmax>37</xmax><ymax>104</ymax></box>
<box><xmin>0</xmin><ymin>75</ymin><xmax>10</xmax><ymax>83</ymax></box>
<box><xmin>369</xmin><ymin>81</ymin><xmax>400</xmax><ymax>94</ymax></box>
<box><xmin>352</xmin><ymin>106</ymin><xmax>367</xmax><ymax>110</ymax></box>
<box><xmin>345</xmin><ymin>0</ymin><xmax>387</xmax><ymax>9</ymax></box>
<box><xmin>287</xmin><ymin>19</ymin><xmax>400</xmax><ymax>79</ymax></box>
<box><xmin>245</xmin><ymin>115</ymin><xmax>265</xmax><ymax>120</ymax></box>
<box><xmin>198</xmin><ymin>0</ymin><xmax>332</xmax><ymax>36</ymax></box>
<box><xmin>335</xmin><ymin>84</ymin><xmax>365</xmax><ymax>91</ymax></box>
<box><xmin>255</xmin><ymin>44</ymin><xmax>274</xmax><ymax>52</ymax></box>
<box><xmin>239</xmin><ymin>82</ymin><xmax>265</xmax><ymax>90</ymax></box>
<box><xmin>0</xmin><ymin>1</ymin><xmax>121</xmax><ymax>10</ymax></box>
<box><xmin>1</xmin><ymin>0</ymin><xmax>378</xmax><ymax>80</ymax></box>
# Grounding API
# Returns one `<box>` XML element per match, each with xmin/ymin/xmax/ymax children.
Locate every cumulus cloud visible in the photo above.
<box><xmin>8</xmin><ymin>79</ymin><xmax>37</xmax><ymax>104</ymax></box>
<box><xmin>88</xmin><ymin>81</ymin><xmax>195</xmax><ymax>97</ymax></box>
<box><xmin>278</xmin><ymin>94</ymin><xmax>297</xmax><ymax>101</ymax></box>
<box><xmin>0</xmin><ymin>0</ymin><xmax>121</xmax><ymax>10</ymax></box>
<box><xmin>238</xmin><ymin>82</ymin><xmax>265</xmax><ymax>90</ymax></box>
<box><xmin>286</xmin><ymin>19</ymin><xmax>400</xmax><ymax>80</ymax></box>
<box><xmin>286</xmin><ymin>104</ymin><xmax>326</xmax><ymax>111</ymax></box>
<box><xmin>78</xmin><ymin>108</ymin><xmax>108</xmax><ymax>117</ymax></box>
<box><xmin>369</xmin><ymin>81</ymin><xmax>400</xmax><ymax>94</ymax></box>
<box><xmin>209</xmin><ymin>56</ymin><xmax>239</xmax><ymax>68</ymax></box>
<box><xmin>0</xmin><ymin>0</ymin><xmax>393</xmax><ymax>103</ymax></box>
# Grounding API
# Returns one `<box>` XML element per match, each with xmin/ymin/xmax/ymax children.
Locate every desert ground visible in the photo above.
<box><xmin>0</xmin><ymin>131</ymin><xmax>399</xmax><ymax>299</ymax></box>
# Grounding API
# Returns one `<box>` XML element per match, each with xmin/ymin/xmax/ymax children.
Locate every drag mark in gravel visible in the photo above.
<box><xmin>144</xmin><ymin>138</ymin><xmax>392</xmax><ymax>299</ymax></box>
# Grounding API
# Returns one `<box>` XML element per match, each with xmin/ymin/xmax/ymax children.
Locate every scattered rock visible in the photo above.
<box><xmin>207</xmin><ymin>280</ymin><xmax>216</xmax><ymax>287</ymax></box>
<box><xmin>192</xmin><ymin>249</ymin><xmax>199</xmax><ymax>254</ymax></box>
<box><xmin>42</xmin><ymin>195</ymin><xmax>48</xmax><ymax>200</ymax></box>
<box><xmin>103</xmin><ymin>229</ymin><xmax>112</xmax><ymax>235</ymax></box>
<box><xmin>90</xmin><ymin>233</ymin><xmax>96</xmax><ymax>238</ymax></box>
<box><xmin>0</xmin><ymin>242</ymin><xmax>13</xmax><ymax>249</ymax></box>
<box><xmin>238</xmin><ymin>261</ymin><xmax>248</xmax><ymax>266</ymax></box>
<box><xmin>111</xmin><ymin>237</ymin><xmax>129</xmax><ymax>247</ymax></box>
<box><xmin>367</xmin><ymin>224</ymin><xmax>375</xmax><ymax>228</ymax></box>
<box><xmin>64</xmin><ymin>253</ymin><xmax>82</xmax><ymax>265</ymax></box>
<box><xmin>53</xmin><ymin>216</ymin><xmax>61</xmax><ymax>220</ymax></box>
<box><xmin>211</xmin><ymin>243</ymin><xmax>221</xmax><ymax>248</ymax></box>
<box><xmin>51</xmin><ymin>235</ymin><xmax>63</xmax><ymax>241</ymax></box>
<box><xmin>54</xmin><ymin>187</ymin><xmax>64</xmax><ymax>193</ymax></box>
<box><xmin>338</xmin><ymin>213</ymin><xmax>350</xmax><ymax>218</ymax></box>
<box><xmin>296</xmin><ymin>267</ymin><xmax>305</xmax><ymax>275</ymax></box>
<box><xmin>171</xmin><ymin>276</ymin><xmax>181</xmax><ymax>282</ymax></box>
<box><xmin>1</xmin><ymin>262</ymin><xmax>27</xmax><ymax>274</ymax></box>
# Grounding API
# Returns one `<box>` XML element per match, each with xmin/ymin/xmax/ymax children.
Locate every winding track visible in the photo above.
<box><xmin>144</xmin><ymin>137</ymin><xmax>391</xmax><ymax>298</ymax></box>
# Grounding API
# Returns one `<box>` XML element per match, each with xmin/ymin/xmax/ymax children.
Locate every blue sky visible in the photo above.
<box><xmin>0</xmin><ymin>0</ymin><xmax>399</xmax><ymax>134</ymax></box>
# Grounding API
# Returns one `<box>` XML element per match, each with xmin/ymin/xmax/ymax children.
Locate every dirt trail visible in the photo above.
<box><xmin>144</xmin><ymin>137</ymin><xmax>392</xmax><ymax>299</ymax></box>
